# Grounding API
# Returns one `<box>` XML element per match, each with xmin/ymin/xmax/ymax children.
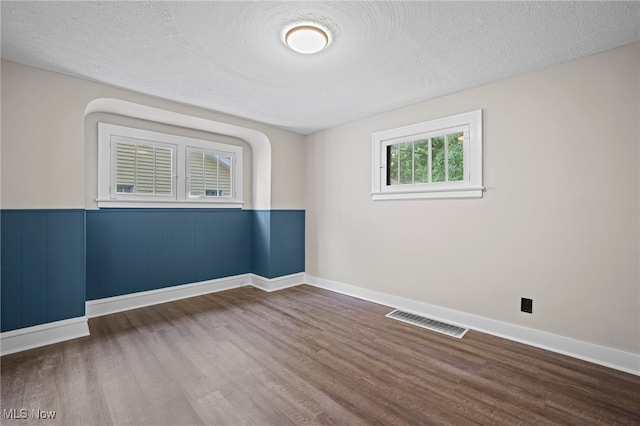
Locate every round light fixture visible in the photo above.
<box><xmin>285</xmin><ymin>24</ymin><xmax>329</xmax><ymax>54</ymax></box>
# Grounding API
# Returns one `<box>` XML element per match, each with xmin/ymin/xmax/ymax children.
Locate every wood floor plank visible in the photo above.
<box><xmin>2</xmin><ymin>284</ymin><xmax>639</xmax><ymax>425</ymax></box>
<box><xmin>191</xmin><ymin>391</ymin><xmax>248</xmax><ymax>426</ymax></box>
<box><xmin>55</xmin><ymin>337</ymin><xmax>112</xmax><ymax>425</ymax></box>
<box><xmin>213</xmin><ymin>325</ymin><xmax>369</xmax><ymax>426</ymax></box>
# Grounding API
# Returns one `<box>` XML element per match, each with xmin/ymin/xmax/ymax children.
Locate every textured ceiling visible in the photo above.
<box><xmin>2</xmin><ymin>1</ymin><xmax>639</xmax><ymax>134</ymax></box>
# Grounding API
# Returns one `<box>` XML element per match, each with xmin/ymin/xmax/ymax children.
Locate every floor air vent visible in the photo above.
<box><xmin>386</xmin><ymin>310</ymin><xmax>468</xmax><ymax>339</ymax></box>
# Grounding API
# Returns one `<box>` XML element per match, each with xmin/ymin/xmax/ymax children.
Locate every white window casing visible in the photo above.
<box><xmin>372</xmin><ymin>110</ymin><xmax>483</xmax><ymax>200</ymax></box>
<box><xmin>98</xmin><ymin>123</ymin><xmax>243</xmax><ymax>208</ymax></box>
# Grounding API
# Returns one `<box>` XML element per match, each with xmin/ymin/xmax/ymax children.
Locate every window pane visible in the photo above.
<box><xmin>155</xmin><ymin>147</ymin><xmax>173</xmax><ymax>195</ymax></box>
<box><xmin>189</xmin><ymin>151</ymin><xmax>204</xmax><ymax>196</ymax></box>
<box><xmin>218</xmin><ymin>155</ymin><xmax>232</xmax><ymax>197</ymax></box>
<box><xmin>136</xmin><ymin>145</ymin><xmax>155</xmax><ymax>194</ymax></box>
<box><xmin>448</xmin><ymin>133</ymin><xmax>464</xmax><ymax>182</ymax></box>
<box><xmin>115</xmin><ymin>142</ymin><xmax>135</xmax><ymax>193</ymax></box>
<box><xmin>387</xmin><ymin>145</ymin><xmax>399</xmax><ymax>185</ymax></box>
<box><xmin>190</xmin><ymin>150</ymin><xmax>233</xmax><ymax>198</ymax></box>
<box><xmin>431</xmin><ymin>136</ymin><xmax>445</xmax><ymax>182</ymax></box>
<box><xmin>399</xmin><ymin>142</ymin><xmax>413</xmax><ymax>184</ymax></box>
<box><xmin>414</xmin><ymin>140</ymin><xmax>428</xmax><ymax>183</ymax></box>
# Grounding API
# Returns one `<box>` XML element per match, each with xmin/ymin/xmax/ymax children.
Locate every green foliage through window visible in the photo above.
<box><xmin>386</xmin><ymin>132</ymin><xmax>464</xmax><ymax>185</ymax></box>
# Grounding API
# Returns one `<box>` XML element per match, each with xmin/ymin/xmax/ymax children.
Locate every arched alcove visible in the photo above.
<box><xmin>84</xmin><ymin>98</ymin><xmax>271</xmax><ymax>209</ymax></box>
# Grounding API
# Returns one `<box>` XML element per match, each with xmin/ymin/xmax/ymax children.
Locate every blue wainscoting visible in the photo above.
<box><xmin>1</xmin><ymin>210</ymin><xmax>86</xmax><ymax>333</ymax></box>
<box><xmin>86</xmin><ymin>209</ymin><xmax>253</xmax><ymax>300</ymax></box>
<box><xmin>251</xmin><ymin>210</ymin><xmax>272</xmax><ymax>278</ymax></box>
<box><xmin>252</xmin><ymin>210</ymin><xmax>305</xmax><ymax>279</ymax></box>
<box><xmin>1</xmin><ymin>208</ymin><xmax>305</xmax><ymax>333</ymax></box>
<box><xmin>269</xmin><ymin>210</ymin><xmax>305</xmax><ymax>278</ymax></box>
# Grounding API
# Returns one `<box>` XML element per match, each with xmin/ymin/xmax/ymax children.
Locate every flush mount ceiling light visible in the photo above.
<box><xmin>285</xmin><ymin>24</ymin><xmax>329</xmax><ymax>54</ymax></box>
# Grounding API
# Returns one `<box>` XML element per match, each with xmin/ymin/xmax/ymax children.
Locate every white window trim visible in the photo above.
<box><xmin>372</xmin><ymin>109</ymin><xmax>483</xmax><ymax>200</ymax></box>
<box><xmin>98</xmin><ymin>123</ymin><xmax>243</xmax><ymax>208</ymax></box>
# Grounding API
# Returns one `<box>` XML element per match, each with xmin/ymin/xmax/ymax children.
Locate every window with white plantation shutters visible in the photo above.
<box><xmin>187</xmin><ymin>149</ymin><xmax>233</xmax><ymax>198</ymax></box>
<box><xmin>98</xmin><ymin>122</ymin><xmax>244</xmax><ymax>208</ymax></box>
<box><xmin>114</xmin><ymin>141</ymin><xmax>174</xmax><ymax>196</ymax></box>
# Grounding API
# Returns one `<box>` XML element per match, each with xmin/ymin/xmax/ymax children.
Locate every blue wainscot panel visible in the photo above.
<box><xmin>251</xmin><ymin>210</ymin><xmax>272</xmax><ymax>278</ymax></box>
<box><xmin>269</xmin><ymin>210</ymin><xmax>305</xmax><ymax>278</ymax></box>
<box><xmin>1</xmin><ymin>210</ymin><xmax>86</xmax><ymax>333</ymax></box>
<box><xmin>251</xmin><ymin>210</ymin><xmax>305</xmax><ymax>279</ymax></box>
<box><xmin>86</xmin><ymin>209</ymin><xmax>252</xmax><ymax>300</ymax></box>
<box><xmin>2</xmin><ymin>207</ymin><xmax>305</xmax><ymax>334</ymax></box>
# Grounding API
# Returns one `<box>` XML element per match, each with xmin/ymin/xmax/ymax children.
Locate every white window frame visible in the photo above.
<box><xmin>372</xmin><ymin>110</ymin><xmax>483</xmax><ymax>200</ymax></box>
<box><xmin>98</xmin><ymin>123</ymin><xmax>243</xmax><ymax>208</ymax></box>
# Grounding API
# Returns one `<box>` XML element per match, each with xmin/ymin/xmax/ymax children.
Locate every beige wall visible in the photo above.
<box><xmin>0</xmin><ymin>59</ymin><xmax>306</xmax><ymax>210</ymax></box>
<box><xmin>305</xmin><ymin>43</ymin><xmax>640</xmax><ymax>353</ymax></box>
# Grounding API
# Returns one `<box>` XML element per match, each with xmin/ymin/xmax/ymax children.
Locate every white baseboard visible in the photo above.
<box><xmin>86</xmin><ymin>273</ymin><xmax>306</xmax><ymax>318</ymax></box>
<box><xmin>86</xmin><ymin>274</ymin><xmax>253</xmax><ymax>318</ymax></box>
<box><xmin>0</xmin><ymin>317</ymin><xmax>90</xmax><ymax>356</ymax></box>
<box><xmin>9</xmin><ymin>273</ymin><xmax>637</xmax><ymax>377</ymax></box>
<box><xmin>250</xmin><ymin>272</ymin><xmax>305</xmax><ymax>292</ymax></box>
<box><xmin>305</xmin><ymin>274</ymin><xmax>640</xmax><ymax>376</ymax></box>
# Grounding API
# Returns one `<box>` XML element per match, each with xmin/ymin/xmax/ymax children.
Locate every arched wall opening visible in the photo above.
<box><xmin>84</xmin><ymin>98</ymin><xmax>272</xmax><ymax>209</ymax></box>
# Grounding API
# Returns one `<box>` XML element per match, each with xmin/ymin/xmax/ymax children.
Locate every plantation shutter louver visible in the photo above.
<box><xmin>188</xmin><ymin>149</ymin><xmax>232</xmax><ymax>198</ymax></box>
<box><xmin>136</xmin><ymin>145</ymin><xmax>155</xmax><ymax>194</ymax></box>
<box><xmin>189</xmin><ymin>151</ymin><xmax>205</xmax><ymax>196</ymax></box>
<box><xmin>116</xmin><ymin>142</ymin><xmax>136</xmax><ymax>193</ymax></box>
<box><xmin>114</xmin><ymin>140</ymin><xmax>174</xmax><ymax>196</ymax></box>
<box><xmin>204</xmin><ymin>153</ymin><xmax>218</xmax><ymax>196</ymax></box>
<box><xmin>155</xmin><ymin>147</ymin><xmax>173</xmax><ymax>195</ymax></box>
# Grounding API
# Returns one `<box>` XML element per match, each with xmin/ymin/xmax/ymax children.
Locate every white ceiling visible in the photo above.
<box><xmin>2</xmin><ymin>1</ymin><xmax>639</xmax><ymax>135</ymax></box>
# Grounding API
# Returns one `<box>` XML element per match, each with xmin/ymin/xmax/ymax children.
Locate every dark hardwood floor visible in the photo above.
<box><xmin>2</xmin><ymin>284</ymin><xmax>639</xmax><ymax>425</ymax></box>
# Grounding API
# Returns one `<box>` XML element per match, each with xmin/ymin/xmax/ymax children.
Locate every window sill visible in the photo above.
<box><xmin>96</xmin><ymin>199</ymin><xmax>244</xmax><ymax>209</ymax></box>
<box><xmin>372</xmin><ymin>187</ymin><xmax>484</xmax><ymax>201</ymax></box>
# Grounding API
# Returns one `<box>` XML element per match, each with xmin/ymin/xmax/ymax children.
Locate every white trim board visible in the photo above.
<box><xmin>0</xmin><ymin>316</ymin><xmax>90</xmax><ymax>356</ymax></box>
<box><xmin>86</xmin><ymin>274</ymin><xmax>251</xmax><ymax>318</ymax></box>
<box><xmin>250</xmin><ymin>273</ymin><xmax>305</xmax><ymax>292</ymax></box>
<box><xmin>86</xmin><ymin>273</ymin><xmax>305</xmax><ymax>318</ymax></box>
<box><xmin>304</xmin><ymin>275</ymin><xmax>640</xmax><ymax>377</ymax></box>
